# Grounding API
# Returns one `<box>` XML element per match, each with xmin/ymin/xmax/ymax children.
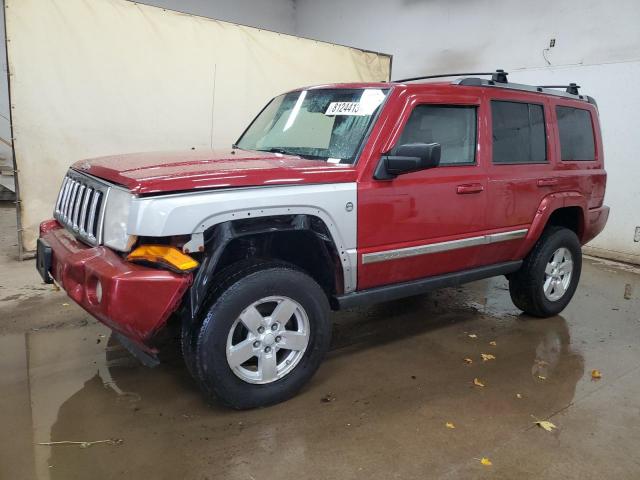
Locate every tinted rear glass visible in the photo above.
<box><xmin>556</xmin><ymin>106</ymin><xmax>596</xmax><ymax>161</ymax></box>
<box><xmin>491</xmin><ymin>101</ymin><xmax>546</xmax><ymax>164</ymax></box>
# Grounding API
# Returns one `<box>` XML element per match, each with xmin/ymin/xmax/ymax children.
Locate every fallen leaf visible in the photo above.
<box><xmin>62</xmin><ymin>303</ymin><xmax>70</xmax><ymax>307</ymax></box>
<box><xmin>468</xmin><ymin>334</ymin><xmax>478</xmax><ymax>339</ymax></box>
<box><xmin>464</xmin><ymin>358</ymin><xmax>473</xmax><ymax>365</ymax></box>
<box><xmin>591</xmin><ymin>369</ymin><xmax>602</xmax><ymax>380</ymax></box>
<box><xmin>534</xmin><ymin>420</ymin><xmax>557</xmax><ymax>432</ymax></box>
<box><xmin>480</xmin><ymin>457</ymin><xmax>492</xmax><ymax>466</ymax></box>
<box><xmin>481</xmin><ymin>353</ymin><xmax>496</xmax><ymax>362</ymax></box>
<box><xmin>516</xmin><ymin>393</ymin><xmax>523</xmax><ymax>399</ymax></box>
<box><xmin>473</xmin><ymin>378</ymin><xmax>485</xmax><ymax>387</ymax></box>
<box><xmin>489</xmin><ymin>341</ymin><xmax>497</xmax><ymax>346</ymax></box>
<box><xmin>537</xmin><ymin>375</ymin><xmax>546</xmax><ymax>380</ymax></box>
<box><xmin>445</xmin><ymin>422</ymin><xmax>456</xmax><ymax>429</ymax></box>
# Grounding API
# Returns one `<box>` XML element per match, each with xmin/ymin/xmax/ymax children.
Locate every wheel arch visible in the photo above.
<box><xmin>189</xmin><ymin>214</ymin><xmax>349</xmax><ymax>319</ymax></box>
<box><xmin>516</xmin><ymin>192</ymin><xmax>588</xmax><ymax>258</ymax></box>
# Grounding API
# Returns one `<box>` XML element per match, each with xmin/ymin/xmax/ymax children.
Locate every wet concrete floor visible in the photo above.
<box><xmin>1</xmin><ymin>203</ymin><xmax>640</xmax><ymax>479</ymax></box>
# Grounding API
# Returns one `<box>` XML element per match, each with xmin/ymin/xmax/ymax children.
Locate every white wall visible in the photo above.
<box><xmin>295</xmin><ymin>0</ymin><xmax>640</xmax><ymax>263</ymax></box>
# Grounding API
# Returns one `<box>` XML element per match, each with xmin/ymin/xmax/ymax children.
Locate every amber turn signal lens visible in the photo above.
<box><xmin>127</xmin><ymin>245</ymin><xmax>199</xmax><ymax>272</ymax></box>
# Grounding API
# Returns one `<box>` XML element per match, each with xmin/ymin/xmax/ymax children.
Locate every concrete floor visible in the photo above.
<box><xmin>1</xmin><ymin>201</ymin><xmax>640</xmax><ymax>479</ymax></box>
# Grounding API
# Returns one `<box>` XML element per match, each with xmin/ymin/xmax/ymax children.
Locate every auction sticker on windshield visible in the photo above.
<box><xmin>325</xmin><ymin>102</ymin><xmax>361</xmax><ymax>115</ymax></box>
<box><xmin>325</xmin><ymin>89</ymin><xmax>386</xmax><ymax>116</ymax></box>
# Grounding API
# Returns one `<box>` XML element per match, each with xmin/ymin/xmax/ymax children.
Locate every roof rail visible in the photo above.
<box><xmin>394</xmin><ymin>69</ymin><xmax>509</xmax><ymax>84</ymax></box>
<box><xmin>393</xmin><ymin>70</ymin><xmax>593</xmax><ymax>104</ymax></box>
<box><xmin>538</xmin><ymin>83</ymin><xmax>580</xmax><ymax>95</ymax></box>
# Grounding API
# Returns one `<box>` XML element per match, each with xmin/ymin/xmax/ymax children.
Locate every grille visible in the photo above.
<box><xmin>54</xmin><ymin>170</ymin><xmax>110</xmax><ymax>245</ymax></box>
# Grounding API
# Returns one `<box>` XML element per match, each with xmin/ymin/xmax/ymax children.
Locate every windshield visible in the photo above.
<box><xmin>236</xmin><ymin>88</ymin><xmax>389</xmax><ymax>164</ymax></box>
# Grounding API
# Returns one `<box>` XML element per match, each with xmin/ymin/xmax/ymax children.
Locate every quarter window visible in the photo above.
<box><xmin>556</xmin><ymin>106</ymin><xmax>596</xmax><ymax>161</ymax></box>
<box><xmin>394</xmin><ymin>105</ymin><xmax>477</xmax><ymax>165</ymax></box>
<box><xmin>492</xmin><ymin>101</ymin><xmax>546</xmax><ymax>164</ymax></box>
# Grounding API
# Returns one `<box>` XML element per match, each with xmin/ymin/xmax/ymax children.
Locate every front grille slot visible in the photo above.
<box><xmin>54</xmin><ymin>170</ymin><xmax>109</xmax><ymax>245</ymax></box>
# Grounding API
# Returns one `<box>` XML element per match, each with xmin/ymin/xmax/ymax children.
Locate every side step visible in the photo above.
<box><xmin>334</xmin><ymin>260</ymin><xmax>522</xmax><ymax>310</ymax></box>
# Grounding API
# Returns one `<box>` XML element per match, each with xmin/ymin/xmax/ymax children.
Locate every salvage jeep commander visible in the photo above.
<box><xmin>37</xmin><ymin>71</ymin><xmax>608</xmax><ymax>409</ymax></box>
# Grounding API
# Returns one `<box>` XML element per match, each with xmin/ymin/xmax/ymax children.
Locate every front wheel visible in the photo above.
<box><xmin>193</xmin><ymin>261</ymin><xmax>331</xmax><ymax>409</ymax></box>
<box><xmin>509</xmin><ymin>226</ymin><xmax>582</xmax><ymax>317</ymax></box>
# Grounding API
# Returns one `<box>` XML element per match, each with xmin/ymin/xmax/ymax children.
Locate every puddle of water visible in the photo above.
<box><xmin>0</xmin><ymin>258</ymin><xmax>639</xmax><ymax>479</ymax></box>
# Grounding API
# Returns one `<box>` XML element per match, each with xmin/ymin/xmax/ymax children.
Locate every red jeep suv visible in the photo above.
<box><xmin>37</xmin><ymin>70</ymin><xmax>608</xmax><ymax>408</ymax></box>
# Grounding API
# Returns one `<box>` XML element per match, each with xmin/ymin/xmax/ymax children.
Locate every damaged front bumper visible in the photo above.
<box><xmin>37</xmin><ymin>220</ymin><xmax>192</xmax><ymax>353</ymax></box>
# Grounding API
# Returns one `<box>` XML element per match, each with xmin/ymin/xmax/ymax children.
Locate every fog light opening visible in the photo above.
<box><xmin>95</xmin><ymin>280</ymin><xmax>103</xmax><ymax>304</ymax></box>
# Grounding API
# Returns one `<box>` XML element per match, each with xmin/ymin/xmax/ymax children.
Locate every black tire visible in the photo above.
<box><xmin>509</xmin><ymin>226</ymin><xmax>582</xmax><ymax>317</ymax></box>
<box><xmin>193</xmin><ymin>261</ymin><xmax>331</xmax><ymax>409</ymax></box>
<box><xmin>181</xmin><ymin>259</ymin><xmax>274</xmax><ymax>381</ymax></box>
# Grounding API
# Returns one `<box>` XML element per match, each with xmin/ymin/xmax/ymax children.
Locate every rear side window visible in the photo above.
<box><xmin>556</xmin><ymin>106</ymin><xmax>596</xmax><ymax>161</ymax></box>
<box><xmin>394</xmin><ymin>105</ymin><xmax>477</xmax><ymax>165</ymax></box>
<box><xmin>491</xmin><ymin>101</ymin><xmax>546</xmax><ymax>164</ymax></box>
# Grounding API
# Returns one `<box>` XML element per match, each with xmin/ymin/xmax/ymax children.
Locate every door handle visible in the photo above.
<box><xmin>456</xmin><ymin>183</ymin><xmax>484</xmax><ymax>194</ymax></box>
<box><xmin>537</xmin><ymin>178</ymin><xmax>559</xmax><ymax>187</ymax></box>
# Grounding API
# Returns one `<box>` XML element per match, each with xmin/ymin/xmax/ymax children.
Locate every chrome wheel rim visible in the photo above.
<box><xmin>543</xmin><ymin>247</ymin><xmax>573</xmax><ymax>301</ymax></box>
<box><xmin>226</xmin><ymin>296</ymin><xmax>310</xmax><ymax>384</ymax></box>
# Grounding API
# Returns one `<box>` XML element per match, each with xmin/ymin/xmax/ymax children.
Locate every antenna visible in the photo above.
<box><xmin>394</xmin><ymin>69</ymin><xmax>509</xmax><ymax>84</ymax></box>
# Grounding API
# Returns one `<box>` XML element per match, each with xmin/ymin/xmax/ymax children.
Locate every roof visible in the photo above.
<box><xmin>295</xmin><ymin>70</ymin><xmax>596</xmax><ymax>106</ymax></box>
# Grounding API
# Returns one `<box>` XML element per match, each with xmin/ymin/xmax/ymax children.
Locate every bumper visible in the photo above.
<box><xmin>38</xmin><ymin>221</ymin><xmax>192</xmax><ymax>351</ymax></box>
<box><xmin>583</xmin><ymin>205</ymin><xmax>610</xmax><ymax>245</ymax></box>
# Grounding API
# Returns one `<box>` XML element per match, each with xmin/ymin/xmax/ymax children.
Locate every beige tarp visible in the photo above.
<box><xmin>5</xmin><ymin>0</ymin><xmax>391</xmax><ymax>253</ymax></box>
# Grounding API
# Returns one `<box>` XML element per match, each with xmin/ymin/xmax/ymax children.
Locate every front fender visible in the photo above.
<box><xmin>127</xmin><ymin>183</ymin><xmax>358</xmax><ymax>293</ymax></box>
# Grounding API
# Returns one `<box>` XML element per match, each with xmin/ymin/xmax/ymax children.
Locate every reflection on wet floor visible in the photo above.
<box><xmin>2</xmin><ymin>257</ymin><xmax>640</xmax><ymax>479</ymax></box>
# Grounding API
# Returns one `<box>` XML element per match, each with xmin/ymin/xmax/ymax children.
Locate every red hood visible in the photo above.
<box><xmin>72</xmin><ymin>149</ymin><xmax>357</xmax><ymax>195</ymax></box>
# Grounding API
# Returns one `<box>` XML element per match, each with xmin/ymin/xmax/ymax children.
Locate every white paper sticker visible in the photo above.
<box><xmin>325</xmin><ymin>89</ymin><xmax>386</xmax><ymax>116</ymax></box>
<box><xmin>325</xmin><ymin>102</ymin><xmax>362</xmax><ymax>115</ymax></box>
<box><xmin>327</xmin><ymin>157</ymin><xmax>342</xmax><ymax>163</ymax></box>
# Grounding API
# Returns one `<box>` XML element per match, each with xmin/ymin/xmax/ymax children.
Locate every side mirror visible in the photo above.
<box><xmin>374</xmin><ymin>142</ymin><xmax>441</xmax><ymax>180</ymax></box>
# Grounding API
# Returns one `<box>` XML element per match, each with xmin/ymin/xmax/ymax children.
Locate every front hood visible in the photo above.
<box><xmin>72</xmin><ymin>149</ymin><xmax>357</xmax><ymax>195</ymax></box>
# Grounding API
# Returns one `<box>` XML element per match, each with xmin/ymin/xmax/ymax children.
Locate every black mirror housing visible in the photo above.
<box><xmin>374</xmin><ymin>142</ymin><xmax>441</xmax><ymax>180</ymax></box>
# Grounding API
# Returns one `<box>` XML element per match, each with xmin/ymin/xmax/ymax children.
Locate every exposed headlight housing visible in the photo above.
<box><xmin>102</xmin><ymin>186</ymin><xmax>137</xmax><ymax>251</ymax></box>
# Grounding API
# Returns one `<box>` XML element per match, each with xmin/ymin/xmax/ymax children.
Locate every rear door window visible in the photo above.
<box><xmin>491</xmin><ymin>101</ymin><xmax>546</xmax><ymax>164</ymax></box>
<box><xmin>556</xmin><ymin>106</ymin><xmax>596</xmax><ymax>161</ymax></box>
<box><xmin>394</xmin><ymin>105</ymin><xmax>477</xmax><ymax>165</ymax></box>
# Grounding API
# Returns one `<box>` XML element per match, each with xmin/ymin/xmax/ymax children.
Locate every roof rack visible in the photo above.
<box><xmin>395</xmin><ymin>69</ymin><xmax>509</xmax><ymax>84</ymax></box>
<box><xmin>537</xmin><ymin>83</ymin><xmax>580</xmax><ymax>95</ymax></box>
<box><xmin>394</xmin><ymin>69</ymin><xmax>594</xmax><ymax>105</ymax></box>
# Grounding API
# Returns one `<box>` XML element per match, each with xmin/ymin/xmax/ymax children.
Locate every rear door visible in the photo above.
<box><xmin>357</xmin><ymin>91</ymin><xmax>490</xmax><ymax>289</ymax></box>
<box><xmin>484</xmin><ymin>92</ymin><xmax>556</xmax><ymax>264</ymax></box>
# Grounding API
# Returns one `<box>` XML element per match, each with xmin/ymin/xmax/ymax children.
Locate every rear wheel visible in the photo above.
<box><xmin>509</xmin><ymin>226</ymin><xmax>582</xmax><ymax>317</ymax></box>
<box><xmin>192</xmin><ymin>261</ymin><xmax>331</xmax><ymax>409</ymax></box>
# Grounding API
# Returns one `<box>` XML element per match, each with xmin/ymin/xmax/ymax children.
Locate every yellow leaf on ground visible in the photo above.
<box><xmin>489</xmin><ymin>341</ymin><xmax>497</xmax><ymax>346</ymax></box>
<box><xmin>537</xmin><ymin>375</ymin><xmax>546</xmax><ymax>380</ymax></box>
<box><xmin>534</xmin><ymin>420</ymin><xmax>557</xmax><ymax>432</ymax></box>
<box><xmin>473</xmin><ymin>378</ymin><xmax>485</xmax><ymax>387</ymax></box>
<box><xmin>464</xmin><ymin>358</ymin><xmax>473</xmax><ymax>364</ymax></box>
<box><xmin>516</xmin><ymin>393</ymin><xmax>523</xmax><ymax>399</ymax></box>
<box><xmin>62</xmin><ymin>303</ymin><xmax>70</xmax><ymax>306</ymax></box>
<box><xmin>591</xmin><ymin>369</ymin><xmax>602</xmax><ymax>380</ymax></box>
<box><xmin>481</xmin><ymin>353</ymin><xmax>496</xmax><ymax>362</ymax></box>
<box><xmin>468</xmin><ymin>334</ymin><xmax>478</xmax><ymax>339</ymax></box>
<box><xmin>480</xmin><ymin>457</ymin><xmax>492</xmax><ymax>466</ymax></box>
<box><xmin>445</xmin><ymin>422</ymin><xmax>455</xmax><ymax>429</ymax></box>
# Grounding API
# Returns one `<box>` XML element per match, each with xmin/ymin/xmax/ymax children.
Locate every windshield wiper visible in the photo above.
<box><xmin>257</xmin><ymin>148</ymin><xmax>323</xmax><ymax>160</ymax></box>
<box><xmin>259</xmin><ymin>147</ymin><xmax>299</xmax><ymax>156</ymax></box>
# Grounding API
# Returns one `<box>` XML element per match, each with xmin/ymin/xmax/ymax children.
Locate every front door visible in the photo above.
<box><xmin>357</xmin><ymin>93</ymin><xmax>489</xmax><ymax>290</ymax></box>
